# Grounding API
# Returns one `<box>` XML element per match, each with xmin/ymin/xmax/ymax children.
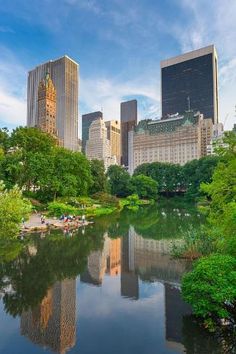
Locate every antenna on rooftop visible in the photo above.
<box><xmin>187</xmin><ymin>96</ymin><xmax>191</xmax><ymax>111</ymax></box>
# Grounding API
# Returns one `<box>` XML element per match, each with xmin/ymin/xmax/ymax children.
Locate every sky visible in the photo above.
<box><xmin>0</xmin><ymin>0</ymin><xmax>236</xmax><ymax>135</ymax></box>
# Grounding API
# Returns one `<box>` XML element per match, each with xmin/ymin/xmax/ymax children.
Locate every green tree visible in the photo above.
<box><xmin>0</xmin><ymin>128</ymin><xmax>10</xmax><ymax>152</ymax></box>
<box><xmin>10</xmin><ymin>126</ymin><xmax>56</xmax><ymax>153</ymax></box>
<box><xmin>0</xmin><ymin>182</ymin><xmax>31</xmax><ymax>239</ymax></box>
<box><xmin>89</xmin><ymin>159</ymin><xmax>107</xmax><ymax>194</ymax></box>
<box><xmin>182</xmin><ymin>254</ymin><xmax>236</xmax><ymax>326</ymax></box>
<box><xmin>130</xmin><ymin>174</ymin><xmax>158</xmax><ymax>199</ymax></box>
<box><xmin>106</xmin><ymin>165</ymin><xmax>131</xmax><ymax>197</ymax></box>
<box><xmin>200</xmin><ymin>133</ymin><xmax>236</xmax><ymax>253</ymax></box>
<box><xmin>183</xmin><ymin>156</ymin><xmax>219</xmax><ymax>199</ymax></box>
<box><xmin>134</xmin><ymin>162</ymin><xmax>183</xmax><ymax>194</ymax></box>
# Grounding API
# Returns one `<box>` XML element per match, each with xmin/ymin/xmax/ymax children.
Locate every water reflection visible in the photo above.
<box><xmin>21</xmin><ymin>279</ymin><xmax>76</xmax><ymax>354</ymax></box>
<box><xmin>0</xmin><ymin>204</ymin><xmax>233</xmax><ymax>354</ymax></box>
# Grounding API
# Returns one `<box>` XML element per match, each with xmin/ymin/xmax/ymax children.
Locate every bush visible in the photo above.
<box><xmin>92</xmin><ymin>192</ymin><xmax>119</xmax><ymax>207</ymax></box>
<box><xmin>172</xmin><ymin>226</ymin><xmax>216</xmax><ymax>260</ymax></box>
<box><xmin>182</xmin><ymin>254</ymin><xmax>236</xmax><ymax>327</ymax></box>
<box><xmin>47</xmin><ymin>202</ymin><xmax>78</xmax><ymax>217</ymax></box>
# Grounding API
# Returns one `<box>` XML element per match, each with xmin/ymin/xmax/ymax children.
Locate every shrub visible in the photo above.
<box><xmin>172</xmin><ymin>226</ymin><xmax>216</xmax><ymax>260</ymax></box>
<box><xmin>92</xmin><ymin>192</ymin><xmax>119</xmax><ymax>207</ymax></box>
<box><xmin>182</xmin><ymin>254</ymin><xmax>236</xmax><ymax>327</ymax></box>
<box><xmin>47</xmin><ymin>201</ymin><xmax>78</xmax><ymax>217</ymax></box>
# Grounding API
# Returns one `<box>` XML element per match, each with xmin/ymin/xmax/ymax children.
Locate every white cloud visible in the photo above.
<box><xmin>0</xmin><ymin>47</ymin><xmax>27</xmax><ymax>127</ymax></box>
<box><xmin>80</xmin><ymin>74</ymin><xmax>160</xmax><ymax>121</ymax></box>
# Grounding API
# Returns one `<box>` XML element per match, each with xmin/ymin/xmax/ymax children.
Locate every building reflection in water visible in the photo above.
<box><xmin>21</xmin><ymin>228</ymin><xmax>190</xmax><ymax>353</ymax></box>
<box><xmin>81</xmin><ymin>233</ymin><xmax>121</xmax><ymax>286</ymax></box>
<box><xmin>81</xmin><ymin>226</ymin><xmax>191</xmax><ymax>350</ymax></box>
<box><xmin>21</xmin><ymin>278</ymin><xmax>76</xmax><ymax>354</ymax></box>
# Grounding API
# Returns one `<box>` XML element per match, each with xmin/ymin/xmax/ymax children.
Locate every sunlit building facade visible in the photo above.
<box><xmin>27</xmin><ymin>55</ymin><xmax>79</xmax><ymax>151</ymax></box>
<box><xmin>85</xmin><ymin>118</ymin><xmax>116</xmax><ymax>169</ymax></box>
<box><xmin>105</xmin><ymin>120</ymin><xmax>121</xmax><ymax>164</ymax></box>
<box><xmin>128</xmin><ymin>111</ymin><xmax>213</xmax><ymax>174</ymax></box>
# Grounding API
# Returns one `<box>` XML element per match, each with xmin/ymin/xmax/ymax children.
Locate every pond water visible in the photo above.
<box><xmin>0</xmin><ymin>201</ymin><xmax>229</xmax><ymax>353</ymax></box>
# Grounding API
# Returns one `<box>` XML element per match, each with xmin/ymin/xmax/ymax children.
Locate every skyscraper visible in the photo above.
<box><xmin>85</xmin><ymin>118</ymin><xmax>116</xmax><ymax>169</ymax></box>
<box><xmin>105</xmin><ymin>120</ymin><xmax>121</xmax><ymax>164</ymax></box>
<box><xmin>27</xmin><ymin>55</ymin><xmax>79</xmax><ymax>151</ymax></box>
<box><xmin>82</xmin><ymin>111</ymin><xmax>103</xmax><ymax>152</ymax></box>
<box><xmin>161</xmin><ymin>45</ymin><xmax>219</xmax><ymax>124</ymax></box>
<box><xmin>120</xmin><ymin>100</ymin><xmax>137</xmax><ymax>167</ymax></box>
<box><xmin>37</xmin><ymin>72</ymin><xmax>57</xmax><ymax>139</ymax></box>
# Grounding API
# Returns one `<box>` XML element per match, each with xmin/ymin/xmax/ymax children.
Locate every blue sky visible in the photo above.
<box><xmin>0</xmin><ymin>0</ymin><xmax>236</xmax><ymax>135</ymax></box>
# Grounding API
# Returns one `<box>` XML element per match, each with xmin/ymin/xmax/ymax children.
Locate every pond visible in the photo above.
<box><xmin>0</xmin><ymin>201</ymin><xmax>229</xmax><ymax>353</ymax></box>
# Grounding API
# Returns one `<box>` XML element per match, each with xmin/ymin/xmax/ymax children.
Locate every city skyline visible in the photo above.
<box><xmin>0</xmin><ymin>1</ymin><xmax>236</xmax><ymax>134</ymax></box>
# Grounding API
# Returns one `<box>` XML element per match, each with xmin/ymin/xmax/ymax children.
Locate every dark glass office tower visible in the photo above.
<box><xmin>161</xmin><ymin>45</ymin><xmax>218</xmax><ymax>124</ymax></box>
<box><xmin>120</xmin><ymin>100</ymin><xmax>137</xmax><ymax>167</ymax></box>
<box><xmin>82</xmin><ymin>111</ymin><xmax>103</xmax><ymax>152</ymax></box>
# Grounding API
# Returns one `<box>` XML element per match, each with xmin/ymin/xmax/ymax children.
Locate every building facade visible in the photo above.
<box><xmin>85</xmin><ymin>118</ymin><xmax>116</xmax><ymax>169</ymax></box>
<box><xmin>27</xmin><ymin>55</ymin><xmax>79</xmax><ymax>151</ymax></box>
<box><xmin>128</xmin><ymin>111</ymin><xmax>213</xmax><ymax>174</ymax></box>
<box><xmin>207</xmin><ymin>123</ymin><xmax>225</xmax><ymax>155</ymax></box>
<box><xmin>37</xmin><ymin>72</ymin><xmax>58</xmax><ymax>139</ymax></box>
<box><xmin>105</xmin><ymin>120</ymin><xmax>121</xmax><ymax>164</ymax></box>
<box><xmin>82</xmin><ymin>111</ymin><xmax>103</xmax><ymax>152</ymax></box>
<box><xmin>161</xmin><ymin>45</ymin><xmax>219</xmax><ymax>124</ymax></box>
<box><xmin>120</xmin><ymin>100</ymin><xmax>137</xmax><ymax>167</ymax></box>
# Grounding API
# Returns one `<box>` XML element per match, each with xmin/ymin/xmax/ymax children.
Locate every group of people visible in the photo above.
<box><xmin>59</xmin><ymin>214</ymin><xmax>86</xmax><ymax>224</ymax></box>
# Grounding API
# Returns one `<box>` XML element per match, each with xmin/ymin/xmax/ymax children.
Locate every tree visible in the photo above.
<box><xmin>0</xmin><ymin>128</ymin><xmax>10</xmax><ymax>152</ymax></box>
<box><xmin>134</xmin><ymin>162</ymin><xmax>183</xmax><ymax>194</ymax></box>
<box><xmin>130</xmin><ymin>174</ymin><xmax>158</xmax><ymax>199</ymax></box>
<box><xmin>89</xmin><ymin>159</ymin><xmax>107</xmax><ymax>194</ymax></box>
<box><xmin>182</xmin><ymin>254</ymin><xmax>236</xmax><ymax>326</ymax></box>
<box><xmin>106</xmin><ymin>165</ymin><xmax>131</xmax><ymax>197</ymax></box>
<box><xmin>10</xmin><ymin>126</ymin><xmax>56</xmax><ymax>153</ymax></box>
<box><xmin>35</xmin><ymin>147</ymin><xmax>92</xmax><ymax>200</ymax></box>
<box><xmin>183</xmin><ymin>156</ymin><xmax>219</xmax><ymax>199</ymax></box>
<box><xmin>200</xmin><ymin>133</ymin><xmax>236</xmax><ymax>252</ymax></box>
<box><xmin>0</xmin><ymin>182</ymin><xmax>31</xmax><ymax>239</ymax></box>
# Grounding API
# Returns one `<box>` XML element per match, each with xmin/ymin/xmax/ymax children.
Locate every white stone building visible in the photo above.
<box><xmin>85</xmin><ymin>118</ymin><xmax>116</xmax><ymax>169</ymax></box>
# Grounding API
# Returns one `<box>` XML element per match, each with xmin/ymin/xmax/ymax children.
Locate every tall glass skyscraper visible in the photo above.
<box><xmin>161</xmin><ymin>45</ymin><xmax>218</xmax><ymax>124</ymax></box>
<box><xmin>27</xmin><ymin>55</ymin><xmax>79</xmax><ymax>151</ymax></box>
<box><xmin>120</xmin><ymin>100</ymin><xmax>137</xmax><ymax>167</ymax></box>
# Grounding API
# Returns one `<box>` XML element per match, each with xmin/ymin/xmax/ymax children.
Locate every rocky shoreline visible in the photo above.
<box><xmin>21</xmin><ymin>214</ymin><xmax>93</xmax><ymax>233</ymax></box>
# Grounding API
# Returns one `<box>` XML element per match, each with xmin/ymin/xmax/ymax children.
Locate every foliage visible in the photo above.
<box><xmin>0</xmin><ymin>128</ymin><xmax>10</xmax><ymax>152</ymax></box>
<box><xmin>129</xmin><ymin>174</ymin><xmax>158</xmax><ymax>199</ymax></box>
<box><xmin>0</xmin><ymin>127</ymin><xmax>93</xmax><ymax>201</ymax></box>
<box><xmin>172</xmin><ymin>226</ymin><xmax>216</xmax><ymax>260</ymax></box>
<box><xmin>89</xmin><ymin>159</ymin><xmax>107</xmax><ymax>194</ymax></box>
<box><xmin>200</xmin><ymin>132</ymin><xmax>236</xmax><ymax>254</ymax></box>
<box><xmin>10</xmin><ymin>126</ymin><xmax>56</xmax><ymax>153</ymax></box>
<box><xmin>47</xmin><ymin>201</ymin><xmax>78</xmax><ymax>217</ymax></box>
<box><xmin>133</xmin><ymin>157</ymin><xmax>219</xmax><ymax>199</ymax></box>
<box><xmin>0</xmin><ymin>232</ymin><xmax>103</xmax><ymax>317</ymax></box>
<box><xmin>106</xmin><ymin>165</ymin><xmax>131</xmax><ymax>197</ymax></box>
<box><xmin>0</xmin><ymin>182</ymin><xmax>31</xmax><ymax>239</ymax></box>
<box><xmin>134</xmin><ymin>162</ymin><xmax>183</xmax><ymax>194</ymax></box>
<box><xmin>92</xmin><ymin>192</ymin><xmax>120</xmax><ymax>207</ymax></box>
<box><xmin>182</xmin><ymin>254</ymin><xmax>236</xmax><ymax>326</ymax></box>
<box><xmin>85</xmin><ymin>206</ymin><xmax>117</xmax><ymax>217</ymax></box>
<box><xmin>183</xmin><ymin>156</ymin><xmax>219</xmax><ymax>199</ymax></box>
